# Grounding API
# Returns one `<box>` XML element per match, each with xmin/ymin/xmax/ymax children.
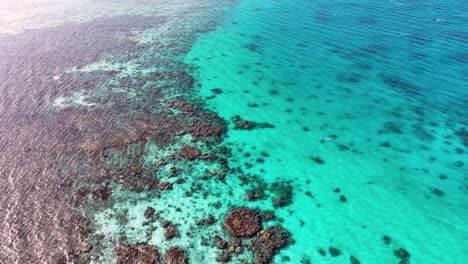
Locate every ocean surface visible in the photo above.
<box><xmin>0</xmin><ymin>0</ymin><xmax>467</xmax><ymax>263</ymax></box>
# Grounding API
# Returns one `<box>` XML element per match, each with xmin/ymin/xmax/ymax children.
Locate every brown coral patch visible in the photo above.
<box><xmin>164</xmin><ymin>226</ymin><xmax>179</xmax><ymax>240</ymax></box>
<box><xmin>252</xmin><ymin>225</ymin><xmax>293</xmax><ymax>264</ymax></box>
<box><xmin>179</xmin><ymin>145</ymin><xmax>201</xmax><ymax>160</ymax></box>
<box><xmin>223</xmin><ymin>208</ymin><xmax>261</xmax><ymax>238</ymax></box>
<box><xmin>163</xmin><ymin>246</ymin><xmax>187</xmax><ymax>264</ymax></box>
<box><xmin>115</xmin><ymin>244</ymin><xmax>160</xmax><ymax>264</ymax></box>
<box><xmin>190</xmin><ymin>123</ymin><xmax>226</xmax><ymax>137</ymax></box>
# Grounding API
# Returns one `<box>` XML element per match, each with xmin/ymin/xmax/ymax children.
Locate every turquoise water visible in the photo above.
<box><xmin>186</xmin><ymin>0</ymin><xmax>468</xmax><ymax>262</ymax></box>
<box><xmin>0</xmin><ymin>0</ymin><xmax>466</xmax><ymax>263</ymax></box>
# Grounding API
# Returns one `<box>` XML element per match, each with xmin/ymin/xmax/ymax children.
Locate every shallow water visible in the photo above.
<box><xmin>185</xmin><ymin>0</ymin><xmax>468</xmax><ymax>262</ymax></box>
<box><xmin>0</xmin><ymin>0</ymin><xmax>467</xmax><ymax>263</ymax></box>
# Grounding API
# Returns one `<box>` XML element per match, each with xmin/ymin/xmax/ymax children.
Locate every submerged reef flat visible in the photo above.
<box><xmin>0</xmin><ymin>0</ymin><xmax>248</xmax><ymax>263</ymax></box>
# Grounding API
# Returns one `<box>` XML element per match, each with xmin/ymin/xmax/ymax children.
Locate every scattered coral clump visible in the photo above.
<box><xmin>394</xmin><ymin>247</ymin><xmax>411</xmax><ymax>263</ymax></box>
<box><xmin>231</xmin><ymin>115</ymin><xmax>274</xmax><ymax>130</ymax></box>
<box><xmin>179</xmin><ymin>145</ymin><xmax>201</xmax><ymax>160</ymax></box>
<box><xmin>223</xmin><ymin>208</ymin><xmax>262</xmax><ymax>237</ymax></box>
<box><xmin>164</xmin><ymin>226</ymin><xmax>179</xmax><ymax>240</ymax></box>
<box><xmin>271</xmin><ymin>182</ymin><xmax>294</xmax><ymax>208</ymax></box>
<box><xmin>455</xmin><ymin>128</ymin><xmax>468</xmax><ymax>147</ymax></box>
<box><xmin>251</xmin><ymin>225</ymin><xmax>293</xmax><ymax>264</ymax></box>
<box><xmin>115</xmin><ymin>244</ymin><xmax>160</xmax><ymax>264</ymax></box>
<box><xmin>164</xmin><ymin>246</ymin><xmax>187</xmax><ymax>264</ymax></box>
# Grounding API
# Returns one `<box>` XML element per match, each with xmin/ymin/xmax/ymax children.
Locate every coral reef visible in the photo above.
<box><xmin>179</xmin><ymin>145</ymin><xmax>202</xmax><ymax>160</ymax></box>
<box><xmin>251</xmin><ymin>225</ymin><xmax>293</xmax><ymax>264</ymax></box>
<box><xmin>231</xmin><ymin>115</ymin><xmax>275</xmax><ymax>130</ymax></box>
<box><xmin>164</xmin><ymin>246</ymin><xmax>187</xmax><ymax>264</ymax></box>
<box><xmin>115</xmin><ymin>244</ymin><xmax>160</xmax><ymax>264</ymax></box>
<box><xmin>223</xmin><ymin>208</ymin><xmax>262</xmax><ymax>237</ymax></box>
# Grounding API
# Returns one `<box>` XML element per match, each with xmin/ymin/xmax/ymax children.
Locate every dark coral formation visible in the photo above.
<box><xmin>164</xmin><ymin>226</ymin><xmax>179</xmax><ymax>240</ymax></box>
<box><xmin>161</xmin><ymin>220</ymin><xmax>171</xmax><ymax>228</ymax></box>
<box><xmin>223</xmin><ymin>208</ymin><xmax>262</xmax><ymax>237</ymax></box>
<box><xmin>429</xmin><ymin>187</ymin><xmax>445</xmax><ymax>197</ymax></box>
<box><xmin>190</xmin><ymin>123</ymin><xmax>226</xmax><ymax>137</ymax></box>
<box><xmin>379</xmin><ymin>121</ymin><xmax>404</xmax><ymax>135</ymax></box>
<box><xmin>196</xmin><ymin>215</ymin><xmax>217</xmax><ymax>226</ymax></box>
<box><xmin>91</xmin><ymin>186</ymin><xmax>112</xmax><ymax>200</ymax></box>
<box><xmin>217</xmin><ymin>252</ymin><xmax>231</xmax><ymax>262</ymax></box>
<box><xmin>455</xmin><ymin>128</ymin><xmax>468</xmax><ymax>147</ymax></box>
<box><xmin>144</xmin><ymin>207</ymin><xmax>155</xmax><ymax>219</ymax></box>
<box><xmin>251</xmin><ymin>225</ymin><xmax>293</xmax><ymax>264</ymax></box>
<box><xmin>164</xmin><ymin>246</ymin><xmax>187</xmax><ymax>264</ymax></box>
<box><xmin>244</xmin><ymin>180</ymin><xmax>296</xmax><ymax>210</ymax></box>
<box><xmin>211</xmin><ymin>88</ymin><xmax>223</xmax><ymax>94</ymax></box>
<box><xmin>216</xmin><ymin>238</ymin><xmax>229</xmax><ymax>249</ymax></box>
<box><xmin>231</xmin><ymin>115</ymin><xmax>274</xmax><ymax>130</ymax></box>
<box><xmin>339</xmin><ymin>195</ymin><xmax>348</xmax><ymax>203</ymax></box>
<box><xmin>179</xmin><ymin>145</ymin><xmax>201</xmax><ymax>160</ymax></box>
<box><xmin>350</xmin><ymin>255</ymin><xmax>361</xmax><ymax>264</ymax></box>
<box><xmin>380</xmin><ymin>74</ymin><xmax>420</xmax><ymax>95</ymax></box>
<box><xmin>336</xmin><ymin>72</ymin><xmax>364</xmax><ymax>84</ymax></box>
<box><xmin>329</xmin><ymin>246</ymin><xmax>341</xmax><ymax>257</ymax></box>
<box><xmin>318</xmin><ymin>248</ymin><xmax>326</xmax><ymax>256</ymax></box>
<box><xmin>310</xmin><ymin>156</ymin><xmax>325</xmax><ymax>164</ymax></box>
<box><xmin>393</xmin><ymin>248</ymin><xmax>411</xmax><ymax>263</ymax></box>
<box><xmin>271</xmin><ymin>182</ymin><xmax>294</xmax><ymax>208</ymax></box>
<box><xmin>245</xmin><ymin>188</ymin><xmax>266</xmax><ymax>201</ymax></box>
<box><xmin>259</xmin><ymin>210</ymin><xmax>276</xmax><ymax>222</ymax></box>
<box><xmin>116</xmin><ymin>244</ymin><xmax>160</xmax><ymax>264</ymax></box>
<box><xmin>383</xmin><ymin>235</ymin><xmax>392</xmax><ymax>245</ymax></box>
<box><xmin>272</xmin><ymin>197</ymin><xmax>287</xmax><ymax>208</ymax></box>
<box><xmin>158</xmin><ymin>182</ymin><xmax>174</xmax><ymax>190</ymax></box>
